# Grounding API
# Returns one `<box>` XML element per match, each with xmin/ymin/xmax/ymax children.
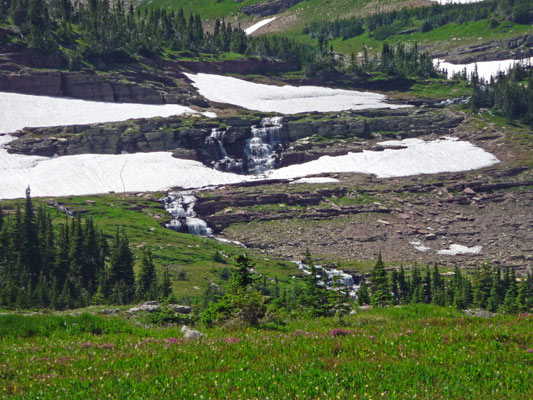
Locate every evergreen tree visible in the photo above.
<box><xmin>357</xmin><ymin>280</ymin><xmax>370</xmax><ymax>306</ymax></box>
<box><xmin>370</xmin><ymin>252</ymin><xmax>390</xmax><ymax>307</ymax></box>
<box><xmin>301</xmin><ymin>250</ymin><xmax>331</xmax><ymax>316</ymax></box>
<box><xmin>160</xmin><ymin>267</ymin><xmax>173</xmax><ymax>300</ymax></box>
<box><xmin>136</xmin><ymin>248</ymin><xmax>157</xmax><ymax>300</ymax></box>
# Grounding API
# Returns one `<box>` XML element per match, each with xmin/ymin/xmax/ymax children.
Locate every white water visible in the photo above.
<box><xmin>163</xmin><ymin>192</ymin><xmax>213</xmax><ymax>236</ymax></box>
<box><xmin>434</xmin><ymin>57</ymin><xmax>533</xmax><ymax>81</ymax></box>
<box><xmin>295</xmin><ymin>261</ymin><xmax>354</xmax><ymax>288</ymax></box>
<box><xmin>245</xmin><ymin>17</ymin><xmax>276</xmax><ymax>35</ymax></box>
<box><xmin>184</xmin><ymin>73</ymin><xmax>409</xmax><ymax>114</ymax></box>
<box><xmin>245</xmin><ymin>116</ymin><xmax>283</xmax><ymax>174</ymax></box>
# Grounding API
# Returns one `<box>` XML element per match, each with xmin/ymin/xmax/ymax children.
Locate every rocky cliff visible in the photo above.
<box><xmin>241</xmin><ymin>0</ymin><xmax>305</xmax><ymax>17</ymax></box>
<box><xmin>0</xmin><ymin>41</ymin><xmax>297</xmax><ymax>105</ymax></box>
<box><xmin>6</xmin><ymin>108</ymin><xmax>464</xmax><ymax>171</ymax></box>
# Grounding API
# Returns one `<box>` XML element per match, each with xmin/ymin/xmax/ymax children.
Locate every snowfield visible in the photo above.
<box><xmin>434</xmin><ymin>57</ymin><xmax>533</xmax><ymax>81</ymax></box>
<box><xmin>0</xmin><ymin>91</ymin><xmax>204</xmax><ymax>133</ymax></box>
<box><xmin>184</xmin><ymin>73</ymin><xmax>409</xmax><ymax>114</ymax></box>
<box><xmin>0</xmin><ymin>93</ymin><xmax>499</xmax><ymax>200</ymax></box>
<box><xmin>0</xmin><ymin>136</ymin><xmax>499</xmax><ymax>199</ymax></box>
<box><xmin>245</xmin><ymin>17</ymin><xmax>276</xmax><ymax>35</ymax></box>
<box><xmin>269</xmin><ymin>137</ymin><xmax>499</xmax><ymax>179</ymax></box>
<box><xmin>0</xmin><ymin>137</ymin><xmax>250</xmax><ymax>199</ymax></box>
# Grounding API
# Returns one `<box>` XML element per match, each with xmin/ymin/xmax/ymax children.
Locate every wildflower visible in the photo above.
<box><xmin>221</xmin><ymin>337</ymin><xmax>242</xmax><ymax>344</ymax></box>
<box><xmin>526</xmin><ymin>349</ymin><xmax>533</xmax><ymax>353</ymax></box>
<box><xmin>329</xmin><ymin>329</ymin><xmax>354</xmax><ymax>337</ymax></box>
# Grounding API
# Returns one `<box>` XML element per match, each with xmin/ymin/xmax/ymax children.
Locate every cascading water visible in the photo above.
<box><xmin>163</xmin><ymin>191</ymin><xmax>213</xmax><ymax>236</ymax></box>
<box><xmin>295</xmin><ymin>261</ymin><xmax>356</xmax><ymax>297</ymax></box>
<box><xmin>207</xmin><ymin>128</ymin><xmax>243</xmax><ymax>173</ymax></box>
<box><xmin>245</xmin><ymin>116</ymin><xmax>283</xmax><ymax>174</ymax></box>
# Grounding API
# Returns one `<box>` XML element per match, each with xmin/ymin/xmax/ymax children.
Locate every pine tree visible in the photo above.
<box><xmin>423</xmin><ymin>267</ymin><xmax>432</xmax><ymax>304</ymax></box>
<box><xmin>136</xmin><ymin>248</ymin><xmax>157</xmax><ymax>300</ymax></box>
<box><xmin>301</xmin><ymin>250</ymin><xmax>331</xmax><ymax>316</ymax></box>
<box><xmin>370</xmin><ymin>252</ymin><xmax>390</xmax><ymax>307</ymax></box>
<box><xmin>398</xmin><ymin>266</ymin><xmax>409</xmax><ymax>304</ymax></box>
<box><xmin>231</xmin><ymin>253</ymin><xmax>255</xmax><ymax>291</ymax></box>
<box><xmin>357</xmin><ymin>280</ymin><xmax>370</xmax><ymax>306</ymax></box>
<box><xmin>160</xmin><ymin>267</ymin><xmax>173</xmax><ymax>300</ymax></box>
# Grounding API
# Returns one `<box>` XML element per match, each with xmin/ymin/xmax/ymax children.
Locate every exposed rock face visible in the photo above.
<box><xmin>435</xmin><ymin>34</ymin><xmax>533</xmax><ymax>64</ymax></box>
<box><xmin>241</xmin><ymin>0</ymin><xmax>305</xmax><ymax>16</ymax></box>
<box><xmin>0</xmin><ymin>41</ymin><xmax>297</xmax><ymax>104</ymax></box>
<box><xmin>6</xmin><ymin>108</ymin><xmax>464</xmax><ymax>171</ymax></box>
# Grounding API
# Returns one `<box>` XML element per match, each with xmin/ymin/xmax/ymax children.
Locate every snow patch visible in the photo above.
<box><xmin>0</xmin><ymin>137</ymin><xmax>251</xmax><ymax>199</ymax></box>
<box><xmin>184</xmin><ymin>73</ymin><xmax>409</xmax><ymax>114</ymax></box>
<box><xmin>289</xmin><ymin>177</ymin><xmax>340</xmax><ymax>184</ymax></box>
<box><xmin>269</xmin><ymin>137</ymin><xmax>499</xmax><ymax>179</ymax></box>
<box><xmin>410</xmin><ymin>241</ymin><xmax>431</xmax><ymax>252</ymax></box>
<box><xmin>0</xmin><ymin>136</ymin><xmax>500</xmax><ymax>199</ymax></box>
<box><xmin>0</xmin><ymin>92</ymin><xmax>207</xmax><ymax>134</ymax></box>
<box><xmin>437</xmin><ymin>244</ymin><xmax>483</xmax><ymax>255</ymax></box>
<box><xmin>245</xmin><ymin>17</ymin><xmax>276</xmax><ymax>35</ymax></box>
<box><xmin>434</xmin><ymin>57</ymin><xmax>533</xmax><ymax>81</ymax></box>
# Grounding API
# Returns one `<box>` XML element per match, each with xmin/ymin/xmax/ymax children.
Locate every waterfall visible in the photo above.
<box><xmin>294</xmin><ymin>261</ymin><xmax>355</xmax><ymax>296</ymax></box>
<box><xmin>245</xmin><ymin>116</ymin><xmax>283</xmax><ymax>174</ymax></box>
<box><xmin>209</xmin><ymin>128</ymin><xmax>228</xmax><ymax>159</ymax></box>
<box><xmin>163</xmin><ymin>191</ymin><xmax>213</xmax><ymax>236</ymax></box>
<box><xmin>207</xmin><ymin>128</ymin><xmax>243</xmax><ymax>173</ymax></box>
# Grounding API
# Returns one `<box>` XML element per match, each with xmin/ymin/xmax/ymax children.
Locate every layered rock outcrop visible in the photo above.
<box><xmin>6</xmin><ymin>108</ymin><xmax>464</xmax><ymax>170</ymax></box>
<box><xmin>241</xmin><ymin>0</ymin><xmax>305</xmax><ymax>17</ymax></box>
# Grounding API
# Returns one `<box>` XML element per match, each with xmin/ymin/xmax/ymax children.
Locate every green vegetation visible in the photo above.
<box><xmin>1</xmin><ymin>305</ymin><xmax>532</xmax><ymax>399</ymax></box>
<box><xmin>471</xmin><ymin>63</ymin><xmax>533</xmax><ymax>126</ymax></box>
<box><xmin>0</xmin><ymin>0</ymin><xmax>309</xmax><ymax>67</ymax></box>
<box><xmin>305</xmin><ymin>0</ymin><xmax>533</xmax><ymax>43</ymax></box>
<box><xmin>0</xmin><ymin>192</ymin><xmax>300</xmax><ymax>304</ymax></box>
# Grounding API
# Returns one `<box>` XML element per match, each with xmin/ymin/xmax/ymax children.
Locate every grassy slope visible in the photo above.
<box><xmin>138</xmin><ymin>0</ymin><xmax>426</xmax><ymax>28</ymax></box>
<box><xmin>0</xmin><ymin>194</ymin><xmax>299</xmax><ymax>300</ymax></box>
<box><xmin>0</xmin><ymin>305</ymin><xmax>531</xmax><ymax>398</ymax></box>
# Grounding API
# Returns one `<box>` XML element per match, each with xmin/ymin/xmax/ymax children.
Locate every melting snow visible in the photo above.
<box><xmin>0</xmin><ymin>135</ymin><xmax>500</xmax><ymax>199</ymax></box>
<box><xmin>0</xmin><ymin>93</ymin><xmax>499</xmax><ymax>199</ymax></box>
<box><xmin>184</xmin><ymin>73</ymin><xmax>409</xmax><ymax>114</ymax></box>
<box><xmin>410</xmin><ymin>241</ymin><xmax>431</xmax><ymax>252</ymax></box>
<box><xmin>0</xmin><ymin>140</ymin><xmax>251</xmax><ymax>199</ymax></box>
<box><xmin>434</xmin><ymin>57</ymin><xmax>533</xmax><ymax>81</ymax></box>
<box><xmin>289</xmin><ymin>177</ymin><xmax>340</xmax><ymax>184</ymax></box>
<box><xmin>245</xmin><ymin>17</ymin><xmax>276</xmax><ymax>35</ymax></box>
<box><xmin>269</xmin><ymin>137</ymin><xmax>499</xmax><ymax>179</ymax></box>
<box><xmin>437</xmin><ymin>244</ymin><xmax>483</xmax><ymax>255</ymax></box>
<box><xmin>0</xmin><ymin>91</ymin><xmax>205</xmax><ymax>133</ymax></box>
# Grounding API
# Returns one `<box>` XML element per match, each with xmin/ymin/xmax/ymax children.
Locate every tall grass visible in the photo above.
<box><xmin>1</xmin><ymin>305</ymin><xmax>531</xmax><ymax>399</ymax></box>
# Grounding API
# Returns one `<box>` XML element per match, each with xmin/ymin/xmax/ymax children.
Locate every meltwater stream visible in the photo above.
<box><xmin>245</xmin><ymin>116</ymin><xmax>283</xmax><ymax>174</ymax></box>
<box><xmin>163</xmin><ymin>191</ymin><xmax>213</xmax><ymax>236</ymax></box>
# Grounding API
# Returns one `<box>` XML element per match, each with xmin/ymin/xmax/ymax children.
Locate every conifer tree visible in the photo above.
<box><xmin>370</xmin><ymin>252</ymin><xmax>390</xmax><ymax>307</ymax></box>
<box><xmin>357</xmin><ymin>280</ymin><xmax>370</xmax><ymax>306</ymax></box>
<box><xmin>137</xmin><ymin>248</ymin><xmax>157</xmax><ymax>300</ymax></box>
